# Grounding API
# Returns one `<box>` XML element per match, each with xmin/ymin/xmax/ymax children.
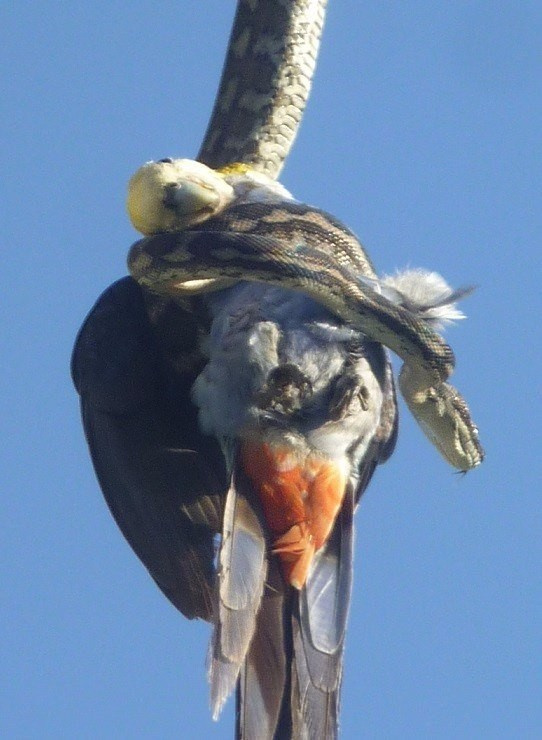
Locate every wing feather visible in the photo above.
<box><xmin>72</xmin><ymin>277</ymin><xmax>226</xmax><ymax>620</ymax></box>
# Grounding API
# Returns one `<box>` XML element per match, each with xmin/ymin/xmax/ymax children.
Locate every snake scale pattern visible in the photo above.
<box><xmin>198</xmin><ymin>0</ymin><xmax>327</xmax><ymax>178</ymax></box>
<box><xmin>128</xmin><ymin>199</ymin><xmax>483</xmax><ymax>470</ymax></box>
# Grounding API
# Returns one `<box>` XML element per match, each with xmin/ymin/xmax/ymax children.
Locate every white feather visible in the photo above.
<box><xmin>360</xmin><ymin>268</ymin><xmax>474</xmax><ymax>330</ymax></box>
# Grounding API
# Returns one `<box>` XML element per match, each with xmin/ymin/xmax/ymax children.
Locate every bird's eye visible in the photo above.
<box><xmin>158</xmin><ymin>157</ymin><xmax>173</xmax><ymax>164</ymax></box>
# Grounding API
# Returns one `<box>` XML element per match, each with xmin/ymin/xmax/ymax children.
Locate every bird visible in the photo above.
<box><xmin>76</xmin><ymin>156</ymin><xmax>479</xmax><ymax>736</ymax></box>
<box><xmin>73</xmin><ymin>0</ymin><xmax>330</xmax><ymax>629</ymax></box>
<box><xmin>72</xmin><ymin>3</ymin><xmax>482</xmax><ymax>737</ymax></box>
<box><xmin>74</xmin><ymin>154</ymin><xmax>399</xmax><ymax>737</ymax></box>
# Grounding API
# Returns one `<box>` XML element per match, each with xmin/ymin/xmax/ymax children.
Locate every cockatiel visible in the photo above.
<box><xmin>73</xmin><ymin>158</ymin><xmax>468</xmax><ymax>738</ymax></box>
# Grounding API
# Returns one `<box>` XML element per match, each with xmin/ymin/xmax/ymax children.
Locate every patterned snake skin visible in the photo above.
<box><xmin>198</xmin><ymin>0</ymin><xmax>328</xmax><ymax>178</ymax></box>
<box><xmin>128</xmin><ymin>198</ymin><xmax>483</xmax><ymax>471</ymax></box>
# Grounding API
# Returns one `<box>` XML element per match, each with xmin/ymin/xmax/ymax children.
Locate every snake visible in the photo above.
<box><xmin>124</xmin><ymin>1</ymin><xmax>482</xmax><ymax>472</ymax></box>
<box><xmin>198</xmin><ymin>0</ymin><xmax>328</xmax><ymax>179</ymax></box>
<box><xmin>127</xmin><ymin>161</ymin><xmax>484</xmax><ymax>472</ymax></box>
<box><xmin>125</xmin><ymin>0</ymin><xmax>483</xmax><ymax>469</ymax></box>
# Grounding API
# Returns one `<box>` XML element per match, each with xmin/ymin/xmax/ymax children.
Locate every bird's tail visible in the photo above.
<box><xmin>235</xmin><ymin>488</ymin><xmax>354</xmax><ymax>740</ymax></box>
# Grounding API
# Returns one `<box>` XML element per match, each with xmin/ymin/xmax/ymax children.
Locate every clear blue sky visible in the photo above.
<box><xmin>2</xmin><ymin>2</ymin><xmax>541</xmax><ymax>738</ymax></box>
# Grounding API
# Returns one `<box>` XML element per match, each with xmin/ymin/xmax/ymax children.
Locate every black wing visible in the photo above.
<box><xmin>71</xmin><ymin>276</ymin><xmax>227</xmax><ymax>620</ymax></box>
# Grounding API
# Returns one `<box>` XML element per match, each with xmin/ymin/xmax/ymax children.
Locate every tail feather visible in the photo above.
<box><xmin>235</xmin><ymin>487</ymin><xmax>354</xmax><ymax>739</ymax></box>
<box><xmin>210</xmin><ymin>472</ymin><xmax>268</xmax><ymax>719</ymax></box>
<box><xmin>302</xmin><ymin>485</ymin><xmax>354</xmax><ymax>660</ymax></box>
<box><xmin>237</xmin><ymin>561</ymin><xmax>289</xmax><ymax>738</ymax></box>
<box><xmin>290</xmin><ymin>487</ymin><xmax>354</xmax><ymax>738</ymax></box>
<box><xmin>292</xmin><ymin>616</ymin><xmax>341</xmax><ymax>740</ymax></box>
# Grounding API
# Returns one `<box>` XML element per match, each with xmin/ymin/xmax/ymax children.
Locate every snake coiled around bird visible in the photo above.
<box><xmin>128</xmin><ymin>194</ymin><xmax>483</xmax><ymax>471</ymax></box>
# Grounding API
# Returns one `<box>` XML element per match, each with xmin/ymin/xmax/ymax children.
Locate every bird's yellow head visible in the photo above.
<box><xmin>127</xmin><ymin>158</ymin><xmax>235</xmax><ymax>235</ymax></box>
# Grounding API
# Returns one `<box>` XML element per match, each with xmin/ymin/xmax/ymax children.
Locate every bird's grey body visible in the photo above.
<box><xmin>195</xmin><ymin>282</ymin><xmax>390</xmax><ymax>468</ymax></box>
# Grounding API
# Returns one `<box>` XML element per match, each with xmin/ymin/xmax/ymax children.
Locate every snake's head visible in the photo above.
<box><xmin>127</xmin><ymin>158</ymin><xmax>235</xmax><ymax>235</ymax></box>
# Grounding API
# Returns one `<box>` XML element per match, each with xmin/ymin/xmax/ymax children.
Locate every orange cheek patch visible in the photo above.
<box><xmin>240</xmin><ymin>441</ymin><xmax>347</xmax><ymax>588</ymax></box>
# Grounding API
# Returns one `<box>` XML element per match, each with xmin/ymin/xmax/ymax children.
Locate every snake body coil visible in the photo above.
<box><xmin>129</xmin><ymin>200</ymin><xmax>483</xmax><ymax>471</ymax></box>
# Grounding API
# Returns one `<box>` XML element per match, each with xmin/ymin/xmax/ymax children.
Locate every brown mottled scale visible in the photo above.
<box><xmin>129</xmin><ymin>200</ymin><xmax>456</xmax><ymax>383</ymax></box>
<box><xmin>198</xmin><ymin>0</ymin><xmax>328</xmax><ymax>179</ymax></box>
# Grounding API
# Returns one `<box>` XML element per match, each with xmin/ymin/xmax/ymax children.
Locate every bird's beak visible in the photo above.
<box><xmin>162</xmin><ymin>180</ymin><xmax>220</xmax><ymax>217</ymax></box>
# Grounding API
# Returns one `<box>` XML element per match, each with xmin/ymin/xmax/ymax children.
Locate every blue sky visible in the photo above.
<box><xmin>2</xmin><ymin>2</ymin><xmax>541</xmax><ymax>738</ymax></box>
